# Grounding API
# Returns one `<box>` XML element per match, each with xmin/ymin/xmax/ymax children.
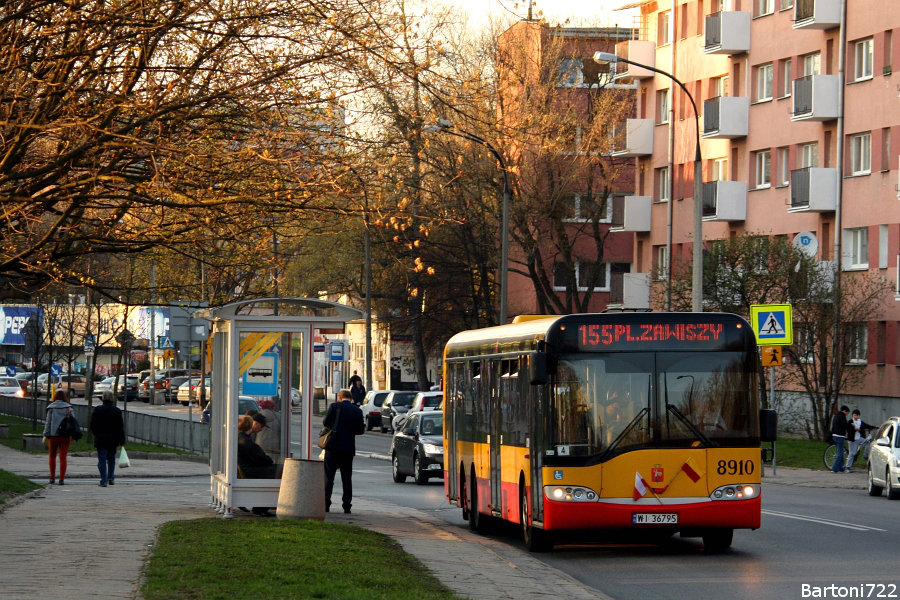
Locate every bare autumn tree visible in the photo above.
<box><xmin>496</xmin><ymin>21</ymin><xmax>634</xmax><ymax>315</ymax></box>
<box><xmin>0</xmin><ymin>0</ymin><xmax>391</xmax><ymax>299</ymax></box>
<box><xmin>664</xmin><ymin>232</ymin><xmax>894</xmax><ymax>439</ymax></box>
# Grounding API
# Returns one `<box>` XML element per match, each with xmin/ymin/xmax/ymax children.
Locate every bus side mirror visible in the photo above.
<box><xmin>759</xmin><ymin>409</ymin><xmax>777</xmax><ymax>442</ymax></box>
<box><xmin>529</xmin><ymin>353</ymin><xmax>548</xmax><ymax>386</ymax></box>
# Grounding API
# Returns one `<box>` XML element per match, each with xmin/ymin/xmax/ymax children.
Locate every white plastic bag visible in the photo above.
<box><xmin>118</xmin><ymin>446</ymin><xmax>131</xmax><ymax>469</ymax></box>
<box><xmin>318</xmin><ymin>449</ymin><xmax>325</xmax><ymax>461</ymax></box>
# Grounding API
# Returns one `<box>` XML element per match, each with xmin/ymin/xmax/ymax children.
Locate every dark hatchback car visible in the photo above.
<box><xmin>391</xmin><ymin>411</ymin><xmax>444</xmax><ymax>485</ymax></box>
<box><xmin>379</xmin><ymin>391</ymin><xmax>418</xmax><ymax>433</ymax></box>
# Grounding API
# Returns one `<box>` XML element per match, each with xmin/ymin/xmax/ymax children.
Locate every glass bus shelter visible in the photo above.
<box><xmin>197</xmin><ymin>298</ymin><xmax>364</xmax><ymax>517</ymax></box>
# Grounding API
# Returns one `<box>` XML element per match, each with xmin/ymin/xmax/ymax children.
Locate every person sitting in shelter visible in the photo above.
<box><xmin>237</xmin><ymin>415</ymin><xmax>278</xmax><ymax>480</ymax></box>
<box><xmin>256</xmin><ymin>399</ymin><xmax>281</xmax><ymax>461</ymax></box>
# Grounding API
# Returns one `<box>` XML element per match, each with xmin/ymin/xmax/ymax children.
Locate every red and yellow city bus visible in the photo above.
<box><xmin>442</xmin><ymin>312</ymin><xmax>763</xmax><ymax>552</ymax></box>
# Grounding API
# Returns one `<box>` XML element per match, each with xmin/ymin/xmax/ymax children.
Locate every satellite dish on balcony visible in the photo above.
<box><xmin>792</xmin><ymin>231</ymin><xmax>818</xmax><ymax>257</ymax></box>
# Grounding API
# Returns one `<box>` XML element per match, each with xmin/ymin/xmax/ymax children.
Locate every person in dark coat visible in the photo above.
<box><xmin>830</xmin><ymin>405</ymin><xmax>851</xmax><ymax>473</ymax></box>
<box><xmin>90</xmin><ymin>390</ymin><xmax>126</xmax><ymax>487</ymax></box>
<box><xmin>322</xmin><ymin>389</ymin><xmax>365</xmax><ymax>513</ymax></box>
<box><xmin>349</xmin><ymin>379</ymin><xmax>366</xmax><ymax>406</ymax></box>
<box><xmin>237</xmin><ymin>415</ymin><xmax>278</xmax><ymax>479</ymax></box>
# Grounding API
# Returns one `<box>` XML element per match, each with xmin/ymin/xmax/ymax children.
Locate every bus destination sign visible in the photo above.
<box><xmin>571</xmin><ymin>321</ymin><xmax>747</xmax><ymax>352</ymax></box>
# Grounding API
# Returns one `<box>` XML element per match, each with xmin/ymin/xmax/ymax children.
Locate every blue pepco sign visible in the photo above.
<box><xmin>0</xmin><ymin>306</ymin><xmax>42</xmax><ymax>345</ymax></box>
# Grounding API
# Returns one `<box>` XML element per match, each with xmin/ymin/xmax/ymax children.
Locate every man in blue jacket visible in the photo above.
<box><xmin>323</xmin><ymin>389</ymin><xmax>365</xmax><ymax>513</ymax></box>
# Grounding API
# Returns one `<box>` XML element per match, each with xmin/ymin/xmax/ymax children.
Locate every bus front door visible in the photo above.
<box><xmin>529</xmin><ymin>382</ymin><xmax>545</xmax><ymax>524</ymax></box>
<box><xmin>489</xmin><ymin>360</ymin><xmax>501</xmax><ymax>516</ymax></box>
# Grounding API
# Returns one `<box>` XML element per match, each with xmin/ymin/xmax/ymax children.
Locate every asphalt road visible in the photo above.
<box><xmin>348</xmin><ymin>432</ymin><xmax>900</xmax><ymax>600</ymax></box>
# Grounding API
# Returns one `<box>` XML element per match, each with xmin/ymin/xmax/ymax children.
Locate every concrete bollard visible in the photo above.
<box><xmin>22</xmin><ymin>433</ymin><xmax>44</xmax><ymax>452</ymax></box>
<box><xmin>0</xmin><ymin>424</ymin><xmax>8</xmax><ymax>439</ymax></box>
<box><xmin>276</xmin><ymin>458</ymin><xmax>325</xmax><ymax>521</ymax></box>
<box><xmin>151</xmin><ymin>391</ymin><xmax>166</xmax><ymax>405</ymax></box>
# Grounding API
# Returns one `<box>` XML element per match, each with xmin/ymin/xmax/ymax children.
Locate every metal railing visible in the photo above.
<box><xmin>790</xmin><ymin>168</ymin><xmax>811</xmax><ymax>208</ymax></box>
<box><xmin>702</xmin><ymin>182</ymin><xmax>718</xmax><ymax>217</ymax></box>
<box><xmin>704</xmin><ymin>12</ymin><xmax>722</xmax><ymax>48</ymax></box>
<box><xmin>793</xmin><ymin>76</ymin><xmax>813</xmax><ymax>116</ymax></box>
<box><xmin>703</xmin><ymin>97</ymin><xmax>721</xmax><ymax>134</ymax></box>
<box><xmin>0</xmin><ymin>395</ymin><xmax>209</xmax><ymax>455</ymax></box>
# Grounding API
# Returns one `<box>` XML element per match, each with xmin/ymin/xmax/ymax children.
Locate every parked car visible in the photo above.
<box><xmin>0</xmin><ymin>376</ymin><xmax>25</xmax><ymax>397</ymax></box>
<box><xmin>390</xmin><ymin>411</ymin><xmax>444</xmax><ymax>485</ymax></box>
<box><xmin>177</xmin><ymin>376</ymin><xmax>207</xmax><ymax>406</ymax></box>
<box><xmin>867</xmin><ymin>416</ymin><xmax>900</xmax><ymax>499</ymax></box>
<box><xmin>93</xmin><ymin>375</ymin><xmax>139</xmax><ymax>401</ymax></box>
<box><xmin>40</xmin><ymin>373</ymin><xmax>88</xmax><ymax>397</ymax></box>
<box><xmin>200</xmin><ymin>396</ymin><xmax>260</xmax><ymax>424</ymax></box>
<box><xmin>14</xmin><ymin>372</ymin><xmax>37</xmax><ymax>394</ymax></box>
<box><xmin>361</xmin><ymin>390</ymin><xmax>391</xmax><ymax>431</ymax></box>
<box><xmin>164</xmin><ymin>376</ymin><xmax>192</xmax><ymax>403</ymax></box>
<box><xmin>138</xmin><ymin>374</ymin><xmax>165</xmax><ymax>402</ymax></box>
<box><xmin>410</xmin><ymin>391</ymin><xmax>443</xmax><ymax>413</ymax></box>
<box><xmin>379</xmin><ymin>391</ymin><xmax>418</xmax><ymax>434</ymax></box>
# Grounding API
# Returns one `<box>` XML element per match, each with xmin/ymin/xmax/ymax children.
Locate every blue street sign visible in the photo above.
<box><xmin>750</xmin><ymin>304</ymin><xmax>793</xmax><ymax>346</ymax></box>
<box><xmin>329</xmin><ymin>343</ymin><xmax>345</xmax><ymax>362</ymax></box>
<box><xmin>50</xmin><ymin>365</ymin><xmax>62</xmax><ymax>376</ymax></box>
<box><xmin>160</xmin><ymin>337</ymin><xmax>174</xmax><ymax>349</ymax></box>
<box><xmin>242</xmin><ymin>352</ymin><xmax>279</xmax><ymax>396</ymax></box>
<box><xmin>5</xmin><ymin>366</ymin><xmax>15</xmax><ymax>377</ymax></box>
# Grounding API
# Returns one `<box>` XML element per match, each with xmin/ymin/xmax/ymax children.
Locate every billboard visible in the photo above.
<box><xmin>0</xmin><ymin>306</ymin><xmax>42</xmax><ymax>346</ymax></box>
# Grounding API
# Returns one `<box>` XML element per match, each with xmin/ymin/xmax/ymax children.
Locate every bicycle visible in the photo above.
<box><xmin>823</xmin><ymin>431</ymin><xmax>873</xmax><ymax>469</ymax></box>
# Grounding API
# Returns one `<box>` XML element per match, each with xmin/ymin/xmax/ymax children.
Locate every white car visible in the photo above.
<box><xmin>361</xmin><ymin>390</ymin><xmax>392</xmax><ymax>431</ymax></box>
<box><xmin>0</xmin><ymin>376</ymin><xmax>25</xmax><ymax>397</ymax></box>
<box><xmin>410</xmin><ymin>391</ymin><xmax>442</xmax><ymax>413</ymax></box>
<box><xmin>867</xmin><ymin>416</ymin><xmax>900</xmax><ymax>500</ymax></box>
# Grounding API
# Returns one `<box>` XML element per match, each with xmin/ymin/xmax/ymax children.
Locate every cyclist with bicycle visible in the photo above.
<box><xmin>830</xmin><ymin>405</ymin><xmax>851</xmax><ymax>473</ymax></box>
<box><xmin>846</xmin><ymin>409</ymin><xmax>876</xmax><ymax>473</ymax></box>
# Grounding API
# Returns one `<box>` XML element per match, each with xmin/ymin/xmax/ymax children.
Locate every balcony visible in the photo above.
<box><xmin>701</xmin><ymin>96</ymin><xmax>749</xmax><ymax>139</ymax></box>
<box><xmin>612</xmin><ymin>40</ymin><xmax>656</xmax><ymax>81</ymax></box>
<box><xmin>789</xmin><ymin>167</ymin><xmax>838</xmax><ymax>212</ymax></box>
<box><xmin>610</xmin><ymin>119</ymin><xmax>653</xmax><ymax>157</ymax></box>
<box><xmin>793</xmin><ymin>0</ymin><xmax>841</xmax><ymax>30</ymax></box>
<box><xmin>610</xmin><ymin>195</ymin><xmax>651</xmax><ymax>232</ymax></box>
<box><xmin>702</xmin><ymin>181</ymin><xmax>746</xmax><ymax>222</ymax></box>
<box><xmin>608</xmin><ymin>272</ymin><xmax>651</xmax><ymax>310</ymax></box>
<box><xmin>791</xmin><ymin>75</ymin><xmax>839</xmax><ymax>121</ymax></box>
<box><xmin>704</xmin><ymin>11</ymin><xmax>751</xmax><ymax>55</ymax></box>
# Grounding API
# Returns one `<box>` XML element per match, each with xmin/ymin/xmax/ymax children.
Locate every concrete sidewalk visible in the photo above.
<box><xmin>0</xmin><ymin>444</ymin><xmax>866</xmax><ymax>600</ymax></box>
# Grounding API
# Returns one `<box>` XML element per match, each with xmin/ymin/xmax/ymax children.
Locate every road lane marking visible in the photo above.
<box><xmin>762</xmin><ymin>509</ymin><xmax>887</xmax><ymax>531</ymax></box>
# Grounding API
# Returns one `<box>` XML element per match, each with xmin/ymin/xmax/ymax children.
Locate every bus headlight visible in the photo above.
<box><xmin>710</xmin><ymin>484</ymin><xmax>759</xmax><ymax>500</ymax></box>
<box><xmin>546</xmin><ymin>485</ymin><xmax>599</xmax><ymax>502</ymax></box>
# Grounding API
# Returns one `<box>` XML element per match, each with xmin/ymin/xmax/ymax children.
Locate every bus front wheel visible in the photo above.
<box><xmin>702</xmin><ymin>528</ymin><xmax>733</xmax><ymax>552</ymax></box>
<box><xmin>520</xmin><ymin>484</ymin><xmax>552</xmax><ymax>552</ymax></box>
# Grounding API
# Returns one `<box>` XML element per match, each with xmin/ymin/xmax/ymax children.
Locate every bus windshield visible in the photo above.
<box><xmin>551</xmin><ymin>352</ymin><xmax>758</xmax><ymax>460</ymax></box>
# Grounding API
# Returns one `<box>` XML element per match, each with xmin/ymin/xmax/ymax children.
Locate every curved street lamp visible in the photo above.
<box><xmin>425</xmin><ymin>119</ymin><xmax>511</xmax><ymax>325</ymax></box>
<box><xmin>594</xmin><ymin>52</ymin><xmax>704</xmax><ymax>313</ymax></box>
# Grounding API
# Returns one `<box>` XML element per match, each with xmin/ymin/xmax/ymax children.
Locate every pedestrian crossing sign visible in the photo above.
<box><xmin>749</xmin><ymin>304</ymin><xmax>793</xmax><ymax>346</ymax></box>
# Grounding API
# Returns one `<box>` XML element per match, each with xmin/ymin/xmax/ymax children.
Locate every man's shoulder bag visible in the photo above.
<box><xmin>317</xmin><ymin>403</ymin><xmax>341</xmax><ymax>450</ymax></box>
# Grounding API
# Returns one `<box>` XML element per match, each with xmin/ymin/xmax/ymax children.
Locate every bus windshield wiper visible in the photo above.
<box><xmin>666</xmin><ymin>403</ymin><xmax>718</xmax><ymax>448</ymax></box>
<box><xmin>600</xmin><ymin>407</ymin><xmax>649</xmax><ymax>460</ymax></box>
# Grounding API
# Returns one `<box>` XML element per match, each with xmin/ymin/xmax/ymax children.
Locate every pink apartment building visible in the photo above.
<box><xmin>611</xmin><ymin>0</ymin><xmax>900</xmax><ymax>411</ymax></box>
<box><xmin>498</xmin><ymin>22</ymin><xmax>643</xmax><ymax>316</ymax></box>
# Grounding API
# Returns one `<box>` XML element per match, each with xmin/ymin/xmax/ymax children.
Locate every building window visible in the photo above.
<box><xmin>553</xmin><ymin>261</ymin><xmax>610</xmax><ymax>291</ymax></box>
<box><xmin>844</xmin><ymin>227</ymin><xmax>869</xmax><ymax>270</ymax></box>
<box><xmin>803</xmin><ymin>53</ymin><xmax>821</xmax><ymax>76</ymax></box>
<box><xmin>801</xmin><ymin>142</ymin><xmax>818</xmax><ymax>168</ymax></box>
<box><xmin>711</xmin><ymin>157</ymin><xmax>729</xmax><ymax>181</ymax></box>
<box><xmin>657</xmin><ymin>166</ymin><xmax>670</xmax><ymax>202</ymax></box>
<box><xmin>882</xmin><ymin>128</ymin><xmax>892</xmax><ymax>171</ymax></box>
<box><xmin>778</xmin><ymin>147</ymin><xmax>790</xmax><ymax>186</ymax></box>
<box><xmin>757</xmin><ymin>0</ymin><xmax>774</xmax><ymax>16</ymax></box>
<box><xmin>854</xmin><ymin>39</ymin><xmax>874</xmax><ymax>81</ymax></box>
<box><xmin>557</xmin><ymin>58</ymin><xmax>584</xmax><ymax>87</ymax></box>
<box><xmin>879</xmin><ymin>224</ymin><xmax>889</xmax><ymax>269</ymax></box>
<box><xmin>712</xmin><ymin>75</ymin><xmax>729</xmax><ymax>98</ymax></box>
<box><xmin>756</xmin><ymin>63</ymin><xmax>773</xmax><ymax>101</ymax></box>
<box><xmin>795</xmin><ymin>325</ymin><xmax>815</xmax><ymax>363</ymax></box>
<box><xmin>657</xmin><ymin>89</ymin><xmax>670</xmax><ymax>123</ymax></box>
<box><xmin>658</xmin><ymin>11</ymin><xmax>671</xmax><ymax>46</ymax></box>
<box><xmin>780</xmin><ymin>0</ymin><xmax>793</xmax><ymax>9</ymax></box>
<box><xmin>562</xmin><ymin>193</ymin><xmax>612</xmax><ymax>222</ymax></box>
<box><xmin>847</xmin><ymin>323</ymin><xmax>868</xmax><ymax>364</ymax></box>
<box><xmin>850</xmin><ymin>132</ymin><xmax>871</xmax><ymax>175</ymax></box>
<box><xmin>755</xmin><ymin>150</ymin><xmax>771</xmax><ymax>188</ymax></box>
<box><xmin>653</xmin><ymin>245</ymin><xmax>669</xmax><ymax>281</ymax></box>
<box><xmin>781</xmin><ymin>59</ymin><xmax>792</xmax><ymax>97</ymax></box>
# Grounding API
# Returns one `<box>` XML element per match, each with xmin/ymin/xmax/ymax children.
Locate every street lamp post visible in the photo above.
<box><xmin>425</xmin><ymin>120</ymin><xmax>511</xmax><ymax>325</ymax></box>
<box><xmin>594</xmin><ymin>52</ymin><xmax>704</xmax><ymax>312</ymax></box>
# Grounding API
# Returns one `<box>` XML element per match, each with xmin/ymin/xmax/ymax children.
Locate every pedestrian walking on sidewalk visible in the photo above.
<box><xmin>42</xmin><ymin>390</ymin><xmax>75</xmax><ymax>485</ymax></box>
<box><xmin>90</xmin><ymin>390</ymin><xmax>126</xmax><ymax>487</ymax></box>
<box><xmin>830</xmin><ymin>405</ymin><xmax>851</xmax><ymax>473</ymax></box>
<box><xmin>322</xmin><ymin>389</ymin><xmax>365</xmax><ymax>514</ymax></box>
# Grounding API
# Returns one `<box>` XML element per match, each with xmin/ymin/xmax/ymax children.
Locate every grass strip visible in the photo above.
<box><xmin>0</xmin><ymin>414</ymin><xmax>187</xmax><ymax>455</ymax></box>
<box><xmin>0</xmin><ymin>468</ymin><xmax>42</xmax><ymax>505</ymax></box>
<box><xmin>766</xmin><ymin>437</ymin><xmax>833</xmax><ymax>471</ymax></box>
<box><xmin>142</xmin><ymin>518</ymin><xmax>466</xmax><ymax>600</ymax></box>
